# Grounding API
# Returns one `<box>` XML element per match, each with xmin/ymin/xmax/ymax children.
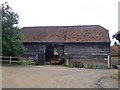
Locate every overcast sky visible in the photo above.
<box><xmin>0</xmin><ymin>0</ymin><xmax>119</xmax><ymax>45</ymax></box>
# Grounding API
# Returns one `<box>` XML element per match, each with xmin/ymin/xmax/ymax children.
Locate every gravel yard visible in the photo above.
<box><xmin>2</xmin><ymin>65</ymin><xmax>118</xmax><ymax>88</ymax></box>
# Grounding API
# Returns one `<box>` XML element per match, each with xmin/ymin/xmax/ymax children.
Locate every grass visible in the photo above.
<box><xmin>87</xmin><ymin>65</ymin><xmax>96</xmax><ymax>69</ymax></box>
<box><xmin>62</xmin><ymin>63</ymin><xmax>75</xmax><ymax>68</ymax></box>
<box><xmin>21</xmin><ymin>60</ymin><xmax>35</xmax><ymax>65</ymax></box>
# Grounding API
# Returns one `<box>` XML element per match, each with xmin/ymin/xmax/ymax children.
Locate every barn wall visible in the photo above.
<box><xmin>23</xmin><ymin>43</ymin><xmax>45</xmax><ymax>64</ymax></box>
<box><xmin>64</xmin><ymin>43</ymin><xmax>110</xmax><ymax>65</ymax></box>
<box><xmin>23</xmin><ymin>42</ymin><xmax>110</xmax><ymax>65</ymax></box>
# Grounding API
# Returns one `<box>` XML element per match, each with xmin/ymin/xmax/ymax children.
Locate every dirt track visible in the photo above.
<box><xmin>2</xmin><ymin>65</ymin><xmax>118</xmax><ymax>88</ymax></box>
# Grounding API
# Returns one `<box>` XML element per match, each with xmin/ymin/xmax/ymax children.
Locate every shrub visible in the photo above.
<box><xmin>62</xmin><ymin>63</ymin><xmax>75</xmax><ymax>68</ymax></box>
<box><xmin>21</xmin><ymin>60</ymin><xmax>35</xmax><ymax>65</ymax></box>
<box><xmin>67</xmin><ymin>63</ymin><xmax>75</xmax><ymax>68</ymax></box>
<box><xmin>62</xmin><ymin>63</ymin><xmax>66</xmax><ymax>66</ymax></box>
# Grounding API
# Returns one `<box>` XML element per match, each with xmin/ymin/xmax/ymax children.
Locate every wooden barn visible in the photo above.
<box><xmin>21</xmin><ymin>25</ymin><xmax>110</xmax><ymax>66</ymax></box>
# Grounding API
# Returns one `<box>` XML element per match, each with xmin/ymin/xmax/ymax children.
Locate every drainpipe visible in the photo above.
<box><xmin>107</xmin><ymin>43</ymin><xmax>111</xmax><ymax>68</ymax></box>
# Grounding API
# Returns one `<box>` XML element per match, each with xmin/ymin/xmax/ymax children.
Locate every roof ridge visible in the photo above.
<box><xmin>22</xmin><ymin>25</ymin><xmax>101</xmax><ymax>28</ymax></box>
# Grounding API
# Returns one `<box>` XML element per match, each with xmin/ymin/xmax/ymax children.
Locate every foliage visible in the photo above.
<box><xmin>1</xmin><ymin>2</ymin><xmax>26</xmax><ymax>56</ymax></box>
<box><xmin>62</xmin><ymin>63</ymin><xmax>75</xmax><ymax>68</ymax></box>
<box><xmin>86</xmin><ymin>65</ymin><xmax>96</xmax><ymax>69</ymax></box>
<box><xmin>54</xmin><ymin>47</ymin><xmax>64</xmax><ymax>57</ymax></box>
<box><xmin>63</xmin><ymin>53</ymin><xmax>68</xmax><ymax>60</ymax></box>
<box><xmin>21</xmin><ymin>60</ymin><xmax>35</xmax><ymax>65</ymax></box>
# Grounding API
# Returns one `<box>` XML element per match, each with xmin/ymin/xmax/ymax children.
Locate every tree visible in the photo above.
<box><xmin>1</xmin><ymin>2</ymin><xmax>26</xmax><ymax>56</ymax></box>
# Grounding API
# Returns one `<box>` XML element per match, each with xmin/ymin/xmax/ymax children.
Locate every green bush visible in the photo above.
<box><xmin>67</xmin><ymin>63</ymin><xmax>75</xmax><ymax>68</ymax></box>
<box><xmin>62</xmin><ymin>63</ymin><xmax>66</xmax><ymax>66</ymax></box>
<box><xmin>87</xmin><ymin>65</ymin><xmax>96</xmax><ymax>69</ymax></box>
<box><xmin>62</xmin><ymin>63</ymin><xmax>75</xmax><ymax>68</ymax></box>
<box><xmin>21</xmin><ymin>60</ymin><xmax>35</xmax><ymax>65</ymax></box>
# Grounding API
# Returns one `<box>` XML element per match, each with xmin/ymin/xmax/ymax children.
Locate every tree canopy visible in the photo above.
<box><xmin>1</xmin><ymin>2</ymin><xmax>26</xmax><ymax>56</ymax></box>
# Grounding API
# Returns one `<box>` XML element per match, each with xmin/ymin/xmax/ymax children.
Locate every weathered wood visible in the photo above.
<box><xmin>23</xmin><ymin>43</ymin><xmax>45</xmax><ymax>64</ymax></box>
<box><xmin>23</xmin><ymin>42</ymin><xmax>110</xmax><ymax>65</ymax></box>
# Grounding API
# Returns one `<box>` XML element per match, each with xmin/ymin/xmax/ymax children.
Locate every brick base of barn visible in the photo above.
<box><xmin>69</xmin><ymin>58</ymin><xmax>108</xmax><ymax>68</ymax></box>
<box><xmin>111</xmin><ymin>56</ymin><xmax>120</xmax><ymax>65</ymax></box>
<box><xmin>70</xmin><ymin>58</ymin><xmax>107</xmax><ymax>64</ymax></box>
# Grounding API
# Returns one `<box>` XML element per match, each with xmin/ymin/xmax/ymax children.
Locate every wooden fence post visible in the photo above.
<box><xmin>9</xmin><ymin>56</ymin><xmax>11</xmax><ymax>64</ymax></box>
<box><xmin>66</xmin><ymin>59</ymin><xmax>69</xmax><ymax>66</ymax></box>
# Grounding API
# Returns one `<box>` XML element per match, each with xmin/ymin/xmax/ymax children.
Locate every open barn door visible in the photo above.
<box><xmin>45</xmin><ymin>44</ymin><xmax>64</xmax><ymax>64</ymax></box>
<box><xmin>45</xmin><ymin>45</ymin><xmax>54</xmax><ymax>63</ymax></box>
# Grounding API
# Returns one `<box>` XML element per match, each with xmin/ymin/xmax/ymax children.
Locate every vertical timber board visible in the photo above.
<box><xmin>64</xmin><ymin>43</ymin><xmax>110</xmax><ymax>61</ymax></box>
<box><xmin>23</xmin><ymin>43</ymin><xmax>45</xmax><ymax>64</ymax></box>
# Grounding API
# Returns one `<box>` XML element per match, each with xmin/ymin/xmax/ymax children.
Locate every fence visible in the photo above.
<box><xmin>21</xmin><ymin>53</ymin><xmax>38</xmax><ymax>64</ymax></box>
<box><xmin>0</xmin><ymin>56</ymin><xmax>21</xmax><ymax>64</ymax></box>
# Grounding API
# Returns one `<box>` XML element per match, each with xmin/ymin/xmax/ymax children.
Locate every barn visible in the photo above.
<box><xmin>21</xmin><ymin>25</ymin><xmax>110</xmax><ymax>66</ymax></box>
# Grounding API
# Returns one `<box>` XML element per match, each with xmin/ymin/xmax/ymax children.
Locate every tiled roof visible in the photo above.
<box><xmin>111</xmin><ymin>46</ymin><xmax>120</xmax><ymax>56</ymax></box>
<box><xmin>21</xmin><ymin>25</ymin><xmax>110</xmax><ymax>43</ymax></box>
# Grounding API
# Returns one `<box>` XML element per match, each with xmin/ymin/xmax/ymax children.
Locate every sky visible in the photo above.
<box><xmin>0</xmin><ymin>0</ymin><xmax>119</xmax><ymax>45</ymax></box>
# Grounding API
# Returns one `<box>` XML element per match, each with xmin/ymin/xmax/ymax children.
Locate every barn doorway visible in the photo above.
<box><xmin>45</xmin><ymin>45</ymin><xmax>54</xmax><ymax>63</ymax></box>
<box><xmin>45</xmin><ymin>44</ymin><xmax>64</xmax><ymax>64</ymax></box>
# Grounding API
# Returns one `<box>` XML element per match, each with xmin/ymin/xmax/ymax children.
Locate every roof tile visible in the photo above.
<box><xmin>22</xmin><ymin>25</ymin><xmax>110</xmax><ymax>43</ymax></box>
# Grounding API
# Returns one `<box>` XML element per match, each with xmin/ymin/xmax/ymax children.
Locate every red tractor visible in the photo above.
<box><xmin>51</xmin><ymin>55</ymin><xmax>63</xmax><ymax>65</ymax></box>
